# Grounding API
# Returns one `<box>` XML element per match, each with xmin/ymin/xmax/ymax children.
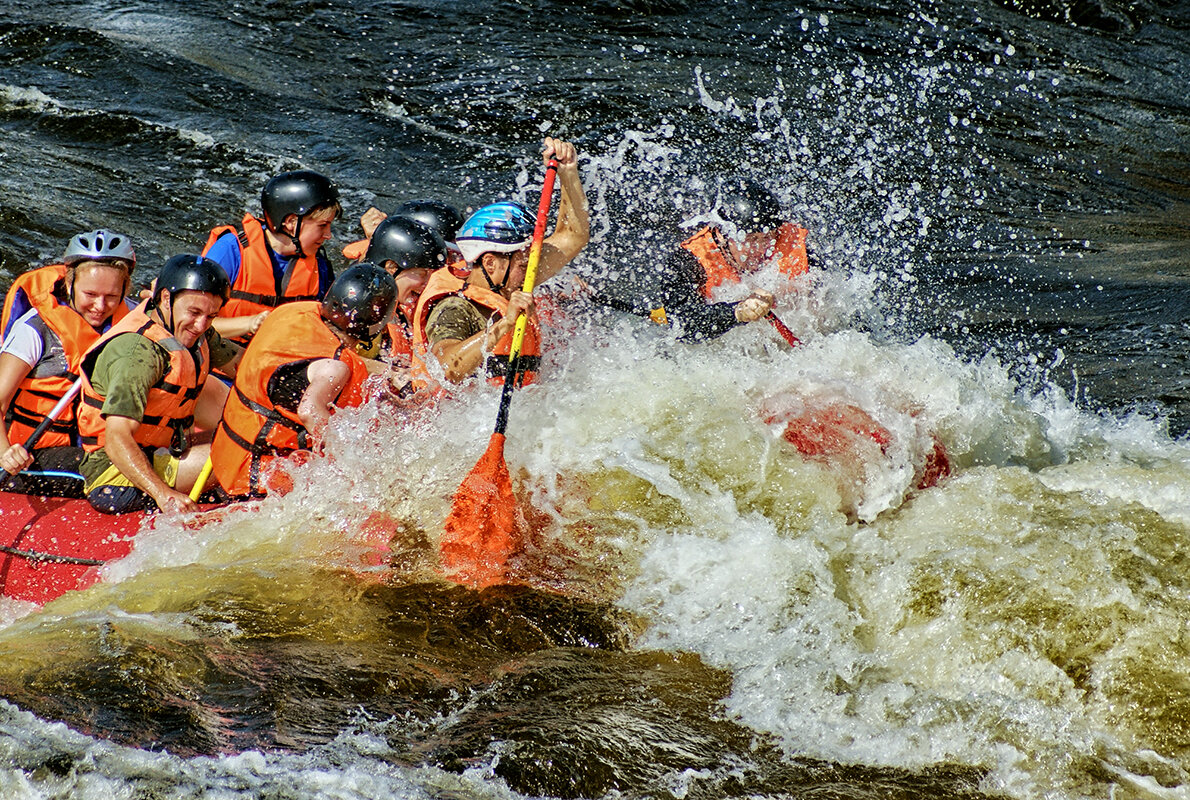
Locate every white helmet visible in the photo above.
<box><xmin>62</xmin><ymin>229</ymin><xmax>136</xmax><ymax>267</ymax></box>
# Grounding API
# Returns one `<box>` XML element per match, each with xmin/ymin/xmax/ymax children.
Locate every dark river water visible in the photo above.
<box><xmin>1</xmin><ymin>1</ymin><xmax>1188</xmax><ymax>798</ymax></box>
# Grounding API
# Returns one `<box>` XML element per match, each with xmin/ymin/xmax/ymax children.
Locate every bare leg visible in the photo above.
<box><xmin>174</xmin><ymin>442</ymin><xmax>212</xmax><ymax>494</ymax></box>
<box><xmin>194</xmin><ymin>377</ymin><xmax>231</xmax><ymax>433</ymax></box>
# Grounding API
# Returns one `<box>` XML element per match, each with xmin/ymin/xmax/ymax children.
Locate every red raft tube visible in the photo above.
<box><xmin>0</xmin><ymin>492</ymin><xmax>145</xmax><ymax>605</ymax></box>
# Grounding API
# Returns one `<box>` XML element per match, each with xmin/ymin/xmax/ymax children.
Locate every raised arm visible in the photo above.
<box><xmin>537</xmin><ymin>137</ymin><xmax>589</xmax><ymax>284</ymax></box>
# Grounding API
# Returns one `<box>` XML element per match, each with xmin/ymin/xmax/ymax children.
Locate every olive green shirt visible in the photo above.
<box><xmin>79</xmin><ymin>329</ymin><xmax>237</xmax><ymax>483</ymax></box>
<box><xmin>424</xmin><ymin>295</ymin><xmax>491</xmax><ymax>346</ymax></box>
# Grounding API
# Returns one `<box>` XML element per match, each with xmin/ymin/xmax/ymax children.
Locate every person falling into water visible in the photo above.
<box><xmin>589</xmin><ymin>178</ymin><xmax>811</xmax><ymax>340</ymax></box>
<box><xmin>411</xmin><ymin>137</ymin><xmax>590</xmax><ymax>386</ymax></box>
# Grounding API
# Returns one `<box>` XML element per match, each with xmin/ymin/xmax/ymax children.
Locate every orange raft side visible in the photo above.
<box><xmin>0</xmin><ymin>493</ymin><xmax>145</xmax><ymax>605</ymax></box>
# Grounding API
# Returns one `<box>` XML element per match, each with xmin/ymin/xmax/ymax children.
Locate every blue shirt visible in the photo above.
<box><xmin>204</xmin><ymin>222</ymin><xmax>335</xmax><ymax>300</ymax></box>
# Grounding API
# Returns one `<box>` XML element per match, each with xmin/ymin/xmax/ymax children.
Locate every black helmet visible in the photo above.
<box><xmin>154</xmin><ymin>254</ymin><xmax>231</xmax><ymax>307</ymax></box>
<box><xmin>714</xmin><ymin>178</ymin><xmax>783</xmax><ymax>233</ymax></box>
<box><xmin>261</xmin><ymin>170</ymin><xmax>341</xmax><ymax>233</ymax></box>
<box><xmin>391</xmin><ymin>199</ymin><xmax>465</xmax><ymax>242</ymax></box>
<box><xmin>365</xmin><ymin>216</ymin><xmax>448</xmax><ymax>275</ymax></box>
<box><xmin>320</xmin><ymin>263</ymin><xmax>397</xmax><ymax>339</ymax></box>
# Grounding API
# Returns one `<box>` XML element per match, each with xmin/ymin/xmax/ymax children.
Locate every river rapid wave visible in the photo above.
<box><xmin>0</xmin><ymin>1</ymin><xmax>1188</xmax><ymax>798</ymax></box>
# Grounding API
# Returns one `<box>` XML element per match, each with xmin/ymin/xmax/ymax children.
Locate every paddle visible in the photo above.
<box><xmin>440</xmin><ymin>157</ymin><xmax>559</xmax><ymax>588</ymax></box>
<box><xmin>767</xmin><ymin>311</ymin><xmax>800</xmax><ymax>347</ymax></box>
<box><xmin>0</xmin><ymin>377</ymin><xmax>83</xmax><ymax>492</ymax></box>
<box><xmin>189</xmin><ymin>456</ymin><xmax>214</xmax><ymax>502</ymax></box>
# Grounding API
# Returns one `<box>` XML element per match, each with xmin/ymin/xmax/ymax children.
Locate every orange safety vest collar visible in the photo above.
<box><xmin>411</xmin><ymin>267</ymin><xmax>542</xmax><ymax>387</ymax></box>
<box><xmin>78</xmin><ymin>302</ymin><xmax>209</xmax><ymax>454</ymax></box>
<box><xmin>2</xmin><ymin>264</ymin><xmax>130</xmax><ymax>448</ymax></box>
<box><xmin>385</xmin><ymin>311</ymin><xmax>413</xmax><ymax>366</ymax></box>
<box><xmin>680</xmin><ymin>223</ymin><xmax>809</xmax><ymax>299</ymax></box>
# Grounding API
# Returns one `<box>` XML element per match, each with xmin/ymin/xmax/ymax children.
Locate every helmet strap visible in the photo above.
<box><xmin>153</xmin><ymin>290</ymin><xmax>177</xmax><ymax>336</ymax></box>
<box><xmin>478</xmin><ymin>254</ymin><xmax>510</xmax><ymax>294</ymax></box>
<box><xmin>288</xmin><ymin>215</ymin><xmax>307</xmax><ymax>259</ymax></box>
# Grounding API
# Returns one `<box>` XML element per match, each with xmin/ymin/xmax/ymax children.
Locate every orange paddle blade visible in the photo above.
<box><xmin>441</xmin><ymin>433</ymin><xmax>523</xmax><ymax>588</ymax></box>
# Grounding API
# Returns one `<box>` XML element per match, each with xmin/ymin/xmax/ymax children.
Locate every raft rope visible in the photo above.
<box><xmin>0</xmin><ymin>543</ymin><xmax>105</xmax><ymax>566</ymax></box>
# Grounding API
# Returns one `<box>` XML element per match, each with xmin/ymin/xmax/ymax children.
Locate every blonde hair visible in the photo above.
<box><xmin>68</xmin><ymin>259</ymin><xmax>133</xmax><ymax>295</ymax></box>
<box><xmin>306</xmin><ymin>202</ymin><xmax>342</xmax><ymax>223</ymax></box>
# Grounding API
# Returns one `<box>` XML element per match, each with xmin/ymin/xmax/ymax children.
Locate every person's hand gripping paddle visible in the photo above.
<box><xmin>0</xmin><ymin>377</ymin><xmax>83</xmax><ymax>491</ymax></box>
<box><xmin>440</xmin><ymin>158</ymin><xmax>559</xmax><ymax>589</ymax></box>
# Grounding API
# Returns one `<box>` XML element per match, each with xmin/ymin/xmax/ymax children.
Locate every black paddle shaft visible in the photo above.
<box><xmin>0</xmin><ymin>380</ymin><xmax>81</xmax><ymax>491</ymax></box>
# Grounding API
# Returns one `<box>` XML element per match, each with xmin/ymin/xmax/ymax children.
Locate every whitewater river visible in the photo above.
<box><xmin>0</xmin><ymin>1</ymin><xmax>1188</xmax><ymax>798</ymax></box>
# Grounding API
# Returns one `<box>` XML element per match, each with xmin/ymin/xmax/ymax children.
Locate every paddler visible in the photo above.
<box><xmin>202</xmin><ymin>169</ymin><xmax>342</xmax><ymax>345</ymax></box>
<box><xmin>358</xmin><ymin>215</ymin><xmax>449</xmax><ymax>366</ymax></box>
<box><xmin>342</xmin><ymin>199</ymin><xmax>466</xmax><ymax>272</ymax></box>
<box><xmin>412</xmin><ymin>137</ymin><xmax>589</xmax><ymax>385</ymax></box>
<box><xmin>77</xmin><ymin>255</ymin><xmax>242</xmax><ymax>514</ymax></box>
<box><xmin>209</xmin><ymin>263</ymin><xmax>399</xmax><ymax>501</ymax></box>
<box><xmin>589</xmin><ymin>178</ymin><xmax>809</xmax><ymax>340</ymax></box>
<box><xmin>0</xmin><ymin>230</ymin><xmax>137</xmax><ymax>496</ymax></box>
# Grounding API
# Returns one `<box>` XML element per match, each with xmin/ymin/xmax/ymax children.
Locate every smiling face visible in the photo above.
<box><xmin>69</xmin><ymin>261</ymin><xmax>129</xmax><ymax>329</ymax></box>
<box><xmin>160</xmin><ymin>289</ymin><xmax>224</xmax><ymax>348</ymax></box>
<box><xmin>277</xmin><ymin>204</ymin><xmax>338</xmax><ymax>257</ymax></box>
<box><xmin>393</xmin><ymin>267</ymin><xmax>433</xmax><ymax>316</ymax></box>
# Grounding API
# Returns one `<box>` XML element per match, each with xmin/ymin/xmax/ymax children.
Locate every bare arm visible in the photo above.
<box><xmin>0</xmin><ymin>352</ymin><xmax>34</xmax><ymax>475</ymax></box>
<box><xmin>104</xmin><ymin>415</ymin><xmax>197</xmax><ymax>512</ymax></box>
<box><xmin>429</xmin><ymin>292</ymin><xmax>534</xmax><ymax>384</ymax></box>
<box><xmin>212</xmin><ymin>312</ymin><xmax>269</xmax><ymax>341</ymax></box>
<box><xmin>296</xmin><ymin>358</ymin><xmax>352</xmax><ymax>442</ymax></box>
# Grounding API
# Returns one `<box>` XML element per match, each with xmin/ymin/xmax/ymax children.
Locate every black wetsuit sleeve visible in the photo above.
<box><xmin>266</xmin><ymin>359</ymin><xmax>316</xmax><ymax>413</ymax></box>
<box><xmin>585</xmin><ymin>288</ymin><xmax>640</xmax><ymax>315</ymax></box>
<box><xmin>586</xmin><ymin>246</ymin><xmax>743</xmax><ymax>341</ymax></box>
<box><xmin>654</xmin><ymin>248</ymin><xmax>742</xmax><ymax>341</ymax></box>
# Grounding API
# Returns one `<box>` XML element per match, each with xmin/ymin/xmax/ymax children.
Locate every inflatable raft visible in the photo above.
<box><xmin>0</xmin><ymin>492</ymin><xmax>144</xmax><ymax>605</ymax></box>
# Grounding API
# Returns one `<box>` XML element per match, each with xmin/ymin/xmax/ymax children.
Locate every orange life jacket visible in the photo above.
<box><xmin>1</xmin><ymin>264</ymin><xmax>130</xmax><ymax>448</ymax></box>
<box><xmin>203</xmin><ymin>213</ymin><xmax>323</xmax><ymax>326</ymax></box>
<box><xmin>680</xmin><ymin>223</ymin><xmax>809</xmax><ymax>299</ymax></box>
<box><xmin>211</xmin><ymin>301</ymin><xmax>370</xmax><ymax>498</ymax></box>
<box><xmin>385</xmin><ymin>312</ymin><xmax>413</xmax><ymax>366</ymax></box>
<box><xmin>78</xmin><ymin>302</ymin><xmax>209</xmax><ymax>454</ymax></box>
<box><xmin>411</xmin><ymin>267</ymin><xmax>542</xmax><ymax>387</ymax></box>
<box><xmin>341</xmin><ymin>237</ymin><xmax>370</xmax><ymax>261</ymax></box>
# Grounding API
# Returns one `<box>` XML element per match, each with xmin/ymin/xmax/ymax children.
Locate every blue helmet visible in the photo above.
<box><xmin>455</xmin><ymin>201</ymin><xmax>536</xmax><ymax>264</ymax></box>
